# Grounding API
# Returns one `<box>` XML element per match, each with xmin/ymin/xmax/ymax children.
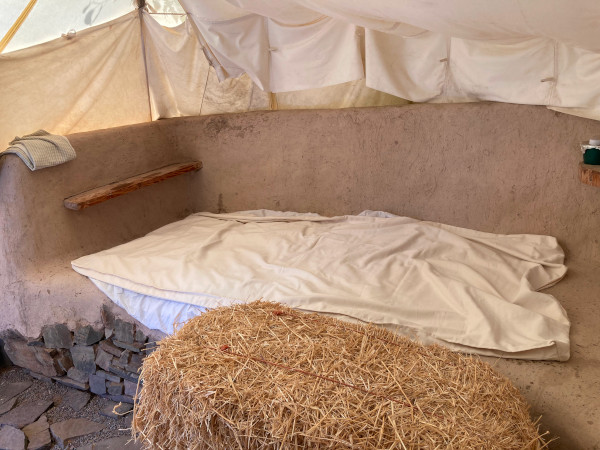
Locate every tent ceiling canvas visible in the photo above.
<box><xmin>1</xmin><ymin>0</ymin><xmax>599</xmax><ymax>145</ymax></box>
<box><xmin>1</xmin><ymin>0</ymin><xmax>135</xmax><ymax>53</ymax></box>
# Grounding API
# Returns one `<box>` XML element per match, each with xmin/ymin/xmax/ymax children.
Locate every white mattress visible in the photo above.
<box><xmin>72</xmin><ymin>210</ymin><xmax>570</xmax><ymax>361</ymax></box>
<box><xmin>89</xmin><ymin>278</ymin><xmax>207</xmax><ymax>334</ymax></box>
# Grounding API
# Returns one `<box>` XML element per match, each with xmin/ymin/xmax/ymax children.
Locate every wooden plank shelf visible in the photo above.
<box><xmin>579</xmin><ymin>162</ymin><xmax>600</xmax><ymax>188</ymax></box>
<box><xmin>64</xmin><ymin>161</ymin><xmax>202</xmax><ymax>210</ymax></box>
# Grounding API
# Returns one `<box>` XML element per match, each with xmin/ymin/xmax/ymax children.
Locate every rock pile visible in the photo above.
<box><xmin>1</xmin><ymin>306</ymin><xmax>155</xmax><ymax>405</ymax></box>
<box><xmin>0</xmin><ymin>370</ymin><xmax>141</xmax><ymax>449</ymax></box>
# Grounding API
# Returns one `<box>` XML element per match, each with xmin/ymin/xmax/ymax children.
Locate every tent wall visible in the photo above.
<box><xmin>179</xmin><ymin>0</ymin><xmax>600</xmax><ymax>119</ymax></box>
<box><xmin>0</xmin><ymin>0</ymin><xmax>135</xmax><ymax>54</ymax></box>
<box><xmin>0</xmin><ymin>10</ymin><xmax>406</xmax><ymax>146</ymax></box>
<box><xmin>2</xmin><ymin>2</ymin><xmax>600</xmax><ymax>147</ymax></box>
<box><xmin>0</xmin><ymin>13</ymin><xmax>151</xmax><ymax>145</ymax></box>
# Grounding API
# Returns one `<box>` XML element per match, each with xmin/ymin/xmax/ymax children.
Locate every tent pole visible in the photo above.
<box><xmin>137</xmin><ymin>5</ymin><xmax>153</xmax><ymax>121</ymax></box>
<box><xmin>0</xmin><ymin>0</ymin><xmax>38</xmax><ymax>53</ymax></box>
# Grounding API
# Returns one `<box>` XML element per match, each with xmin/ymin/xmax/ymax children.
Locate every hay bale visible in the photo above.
<box><xmin>132</xmin><ymin>301</ymin><xmax>547</xmax><ymax>449</ymax></box>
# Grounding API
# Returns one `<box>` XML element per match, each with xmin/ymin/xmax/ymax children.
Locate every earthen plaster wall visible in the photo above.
<box><xmin>1</xmin><ymin>102</ymin><xmax>599</xmax><ymax>338</ymax></box>
<box><xmin>0</xmin><ymin>124</ymin><xmax>197</xmax><ymax>337</ymax></box>
<box><xmin>172</xmin><ymin>103</ymin><xmax>600</xmax><ymax>261</ymax></box>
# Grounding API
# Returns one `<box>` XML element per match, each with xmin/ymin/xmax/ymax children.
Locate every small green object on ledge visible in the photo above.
<box><xmin>583</xmin><ymin>147</ymin><xmax>600</xmax><ymax>165</ymax></box>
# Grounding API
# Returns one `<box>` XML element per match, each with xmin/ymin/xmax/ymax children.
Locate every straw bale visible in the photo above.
<box><xmin>132</xmin><ymin>301</ymin><xmax>548</xmax><ymax>449</ymax></box>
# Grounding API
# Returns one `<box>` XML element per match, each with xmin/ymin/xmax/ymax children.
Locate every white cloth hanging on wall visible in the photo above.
<box><xmin>142</xmin><ymin>13</ymin><xmax>209</xmax><ymax>120</ymax></box>
<box><xmin>446</xmin><ymin>37</ymin><xmax>556</xmax><ymax>105</ymax></box>
<box><xmin>2</xmin><ymin>0</ymin><xmax>600</xmax><ymax>138</ymax></box>
<box><xmin>178</xmin><ymin>0</ymin><xmax>270</xmax><ymax>89</ymax></box>
<box><xmin>174</xmin><ymin>0</ymin><xmax>600</xmax><ymax>118</ymax></box>
<box><xmin>267</xmin><ymin>17</ymin><xmax>363</xmax><ymax>93</ymax></box>
<box><xmin>365</xmin><ymin>30</ymin><xmax>446</xmax><ymax>103</ymax></box>
<box><xmin>179</xmin><ymin>0</ymin><xmax>364</xmax><ymax>93</ymax></box>
<box><xmin>548</xmin><ymin>44</ymin><xmax>600</xmax><ymax>120</ymax></box>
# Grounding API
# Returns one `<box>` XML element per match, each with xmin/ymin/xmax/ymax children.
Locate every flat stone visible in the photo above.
<box><xmin>70</xmin><ymin>345</ymin><xmax>96</xmax><ymax>373</ymax></box>
<box><xmin>74</xmin><ymin>326</ymin><xmax>104</xmax><ymax>346</ymax></box>
<box><xmin>129</xmin><ymin>353</ymin><xmax>143</xmax><ymax>366</ymax></box>
<box><xmin>98</xmin><ymin>341</ymin><xmax>121</xmax><ymax>358</ymax></box>
<box><xmin>77</xmin><ymin>435</ymin><xmax>142</xmax><ymax>450</ymax></box>
<box><xmin>3</xmin><ymin>340</ymin><xmax>61</xmax><ymax>377</ymax></box>
<box><xmin>28</xmin><ymin>372</ymin><xmax>52</xmax><ymax>383</ymax></box>
<box><xmin>108</xmin><ymin>367</ymin><xmax>138</xmax><ymax>383</ymax></box>
<box><xmin>50</xmin><ymin>418</ymin><xmax>105</xmax><ymax>448</ymax></box>
<box><xmin>123</xmin><ymin>379</ymin><xmax>137</xmax><ymax>398</ymax></box>
<box><xmin>66</xmin><ymin>367</ymin><xmax>89</xmax><ymax>384</ymax></box>
<box><xmin>22</xmin><ymin>415</ymin><xmax>51</xmax><ymax>450</ymax></box>
<box><xmin>55</xmin><ymin>350</ymin><xmax>73</xmax><ymax>373</ymax></box>
<box><xmin>111</xmin><ymin>359</ymin><xmax>125</xmax><ymax>370</ymax></box>
<box><xmin>0</xmin><ymin>425</ymin><xmax>25</xmax><ymax>450</ymax></box>
<box><xmin>89</xmin><ymin>375</ymin><xmax>106</xmax><ymax>396</ymax></box>
<box><xmin>94</xmin><ymin>348</ymin><xmax>113</xmax><ymax>372</ymax></box>
<box><xmin>21</xmin><ymin>414</ymin><xmax>48</xmax><ymax>435</ymax></box>
<box><xmin>126</xmin><ymin>356</ymin><xmax>142</xmax><ymax>375</ymax></box>
<box><xmin>134</xmin><ymin>329</ymin><xmax>147</xmax><ymax>343</ymax></box>
<box><xmin>40</xmin><ymin>348</ymin><xmax>57</xmax><ymax>358</ymax></box>
<box><xmin>99</xmin><ymin>401</ymin><xmax>133</xmax><ymax>419</ymax></box>
<box><xmin>125</xmin><ymin>363</ymin><xmax>141</xmax><ymax>375</ymax></box>
<box><xmin>26</xmin><ymin>338</ymin><xmax>44</xmax><ymax>348</ymax></box>
<box><xmin>42</xmin><ymin>324</ymin><xmax>72</xmax><ymax>349</ymax></box>
<box><xmin>0</xmin><ymin>397</ymin><xmax>17</xmax><ymax>416</ymax></box>
<box><xmin>62</xmin><ymin>389</ymin><xmax>90</xmax><ymax>411</ymax></box>
<box><xmin>0</xmin><ymin>399</ymin><xmax>53</xmax><ymax>428</ymax></box>
<box><xmin>118</xmin><ymin>350</ymin><xmax>130</xmax><ymax>366</ymax></box>
<box><xmin>106</xmin><ymin>382</ymin><xmax>123</xmax><ymax>396</ymax></box>
<box><xmin>101</xmin><ymin>306</ymin><xmax>115</xmax><ymax>340</ymax></box>
<box><xmin>113</xmin><ymin>320</ymin><xmax>134</xmax><ymax>344</ymax></box>
<box><xmin>112</xmin><ymin>341</ymin><xmax>143</xmax><ymax>353</ymax></box>
<box><xmin>52</xmin><ymin>377</ymin><xmax>88</xmax><ymax>391</ymax></box>
<box><xmin>0</xmin><ymin>381</ymin><xmax>32</xmax><ymax>404</ymax></box>
<box><xmin>142</xmin><ymin>341</ymin><xmax>158</xmax><ymax>354</ymax></box>
<box><xmin>102</xmin><ymin>394</ymin><xmax>134</xmax><ymax>405</ymax></box>
<box><xmin>94</xmin><ymin>370</ymin><xmax>120</xmax><ymax>383</ymax></box>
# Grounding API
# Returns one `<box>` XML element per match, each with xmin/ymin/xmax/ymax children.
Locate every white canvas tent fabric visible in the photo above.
<box><xmin>1</xmin><ymin>0</ymin><xmax>600</xmax><ymax>145</ymax></box>
<box><xmin>71</xmin><ymin>210</ymin><xmax>570</xmax><ymax>361</ymax></box>
<box><xmin>0</xmin><ymin>12</ymin><xmax>150</xmax><ymax>145</ymax></box>
<box><xmin>0</xmin><ymin>0</ymin><xmax>135</xmax><ymax>54</ymax></box>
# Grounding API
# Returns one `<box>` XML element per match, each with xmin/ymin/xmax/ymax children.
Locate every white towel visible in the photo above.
<box><xmin>1</xmin><ymin>130</ymin><xmax>75</xmax><ymax>171</ymax></box>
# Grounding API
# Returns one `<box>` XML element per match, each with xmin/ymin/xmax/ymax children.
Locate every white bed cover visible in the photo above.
<box><xmin>72</xmin><ymin>210</ymin><xmax>570</xmax><ymax>361</ymax></box>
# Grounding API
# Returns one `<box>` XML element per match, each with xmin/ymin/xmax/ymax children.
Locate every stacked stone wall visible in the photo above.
<box><xmin>1</xmin><ymin>307</ymin><xmax>154</xmax><ymax>404</ymax></box>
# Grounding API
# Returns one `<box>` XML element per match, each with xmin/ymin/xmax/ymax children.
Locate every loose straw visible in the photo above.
<box><xmin>132</xmin><ymin>301</ymin><xmax>550</xmax><ymax>449</ymax></box>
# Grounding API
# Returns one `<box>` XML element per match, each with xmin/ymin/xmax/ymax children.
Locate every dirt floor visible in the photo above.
<box><xmin>1</xmin><ymin>263</ymin><xmax>598</xmax><ymax>449</ymax></box>
<box><xmin>0</xmin><ymin>366</ymin><xmax>140</xmax><ymax>449</ymax></box>
<box><xmin>482</xmin><ymin>260</ymin><xmax>600</xmax><ymax>450</ymax></box>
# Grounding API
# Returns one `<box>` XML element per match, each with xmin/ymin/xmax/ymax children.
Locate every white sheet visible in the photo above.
<box><xmin>72</xmin><ymin>210</ymin><xmax>570</xmax><ymax>361</ymax></box>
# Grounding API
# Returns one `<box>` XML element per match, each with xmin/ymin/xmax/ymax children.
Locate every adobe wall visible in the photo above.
<box><xmin>170</xmin><ymin>103</ymin><xmax>600</xmax><ymax>261</ymax></box>
<box><xmin>1</xmin><ymin>102</ymin><xmax>599</xmax><ymax>339</ymax></box>
<box><xmin>0</xmin><ymin>123</ymin><xmax>197</xmax><ymax>337</ymax></box>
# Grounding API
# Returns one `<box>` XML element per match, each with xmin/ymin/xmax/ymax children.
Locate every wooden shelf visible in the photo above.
<box><xmin>64</xmin><ymin>161</ymin><xmax>202</xmax><ymax>210</ymax></box>
<box><xmin>579</xmin><ymin>162</ymin><xmax>600</xmax><ymax>188</ymax></box>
